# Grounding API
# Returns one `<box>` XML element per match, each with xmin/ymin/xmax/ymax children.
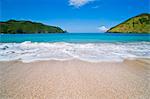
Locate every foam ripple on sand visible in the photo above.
<box><xmin>0</xmin><ymin>41</ymin><xmax>150</xmax><ymax>62</ymax></box>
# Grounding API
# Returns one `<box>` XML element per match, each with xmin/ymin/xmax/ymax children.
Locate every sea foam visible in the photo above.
<box><xmin>0</xmin><ymin>41</ymin><xmax>150</xmax><ymax>62</ymax></box>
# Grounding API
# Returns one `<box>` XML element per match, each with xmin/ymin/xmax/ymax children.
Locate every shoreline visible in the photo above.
<box><xmin>0</xmin><ymin>57</ymin><xmax>150</xmax><ymax>63</ymax></box>
<box><xmin>0</xmin><ymin>59</ymin><xmax>150</xmax><ymax>98</ymax></box>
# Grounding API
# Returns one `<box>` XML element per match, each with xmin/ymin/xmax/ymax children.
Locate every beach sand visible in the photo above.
<box><xmin>0</xmin><ymin>59</ymin><xmax>150</xmax><ymax>99</ymax></box>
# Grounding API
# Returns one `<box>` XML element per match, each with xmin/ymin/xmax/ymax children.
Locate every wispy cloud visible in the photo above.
<box><xmin>69</xmin><ymin>0</ymin><xmax>96</xmax><ymax>8</ymax></box>
<box><xmin>92</xmin><ymin>5</ymin><xmax>99</xmax><ymax>9</ymax></box>
<box><xmin>98</xmin><ymin>26</ymin><xmax>109</xmax><ymax>32</ymax></box>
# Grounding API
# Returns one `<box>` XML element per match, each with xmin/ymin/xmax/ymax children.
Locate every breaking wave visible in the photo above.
<box><xmin>0</xmin><ymin>41</ymin><xmax>150</xmax><ymax>62</ymax></box>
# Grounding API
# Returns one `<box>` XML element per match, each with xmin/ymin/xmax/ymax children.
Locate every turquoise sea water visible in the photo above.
<box><xmin>0</xmin><ymin>33</ymin><xmax>150</xmax><ymax>43</ymax></box>
<box><xmin>0</xmin><ymin>33</ymin><xmax>150</xmax><ymax>62</ymax></box>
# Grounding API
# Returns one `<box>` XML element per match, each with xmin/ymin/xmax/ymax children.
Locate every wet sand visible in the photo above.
<box><xmin>0</xmin><ymin>59</ymin><xmax>150</xmax><ymax>99</ymax></box>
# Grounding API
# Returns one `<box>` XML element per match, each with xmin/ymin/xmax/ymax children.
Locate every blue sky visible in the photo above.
<box><xmin>0</xmin><ymin>0</ymin><xmax>149</xmax><ymax>32</ymax></box>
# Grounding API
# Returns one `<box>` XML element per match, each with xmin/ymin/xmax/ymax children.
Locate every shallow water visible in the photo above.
<box><xmin>0</xmin><ymin>33</ymin><xmax>150</xmax><ymax>62</ymax></box>
<box><xmin>0</xmin><ymin>33</ymin><xmax>150</xmax><ymax>43</ymax></box>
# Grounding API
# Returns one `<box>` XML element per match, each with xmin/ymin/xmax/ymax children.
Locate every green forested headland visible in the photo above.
<box><xmin>0</xmin><ymin>20</ymin><xmax>66</xmax><ymax>34</ymax></box>
<box><xmin>107</xmin><ymin>13</ymin><xmax>150</xmax><ymax>33</ymax></box>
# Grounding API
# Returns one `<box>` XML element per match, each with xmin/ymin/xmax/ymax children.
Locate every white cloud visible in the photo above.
<box><xmin>98</xmin><ymin>26</ymin><xmax>109</xmax><ymax>32</ymax></box>
<box><xmin>69</xmin><ymin>0</ymin><xmax>95</xmax><ymax>8</ymax></box>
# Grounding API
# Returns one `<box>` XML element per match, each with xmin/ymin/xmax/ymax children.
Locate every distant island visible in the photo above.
<box><xmin>107</xmin><ymin>13</ymin><xmax>150</xmax><ymax>33</ymax></box>
<box><xmin>0</xmin><ymin>20</ymin><xmax>66</xmax><ymax>34</ymax></box>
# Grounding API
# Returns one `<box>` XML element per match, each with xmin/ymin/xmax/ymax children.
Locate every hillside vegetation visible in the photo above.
<box><xmin>107</xmin><ymin>13</ymin><xmax>150</xmax><ymax>33</ymax></box>
<box><xmin>0</xmin><ymin>20</ymin><xmax>66</xmax><ymax>34</ymax></box>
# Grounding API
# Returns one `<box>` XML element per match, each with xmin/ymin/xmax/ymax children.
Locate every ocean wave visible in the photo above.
<box><xmin>0</xmin><ymin>41</ymin><xmax>150</xmax><ymax>62</ymax></box>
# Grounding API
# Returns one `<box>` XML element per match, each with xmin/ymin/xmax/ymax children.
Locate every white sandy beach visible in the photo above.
<box><xmin>0</xmin><ymin>59</ymin><xmax>150</xmax><ymax>99</ymax></box>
